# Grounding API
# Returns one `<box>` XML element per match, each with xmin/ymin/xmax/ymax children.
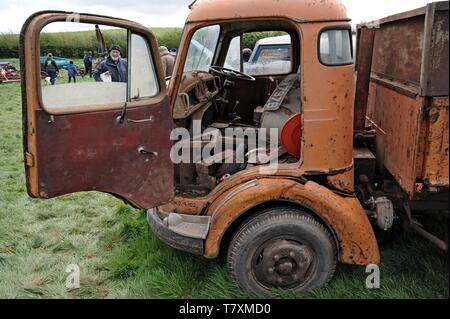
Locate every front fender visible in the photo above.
<box><xmin>204</xmin><ymin>179</ymin><xmax>380</xmax><ymax>265</ymax></box>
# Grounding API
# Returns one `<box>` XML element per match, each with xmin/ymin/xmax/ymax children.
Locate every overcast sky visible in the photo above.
<box><xmin>0</xmin><ymin>0</ymin><xmax>438</xmax><ymax>33</ymax></box>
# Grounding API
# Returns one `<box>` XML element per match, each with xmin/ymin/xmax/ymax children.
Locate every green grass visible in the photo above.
<box><xmin>0</xmin><ymin>80</ymin><xmax>448</xmax><ymax>299</ymax></box>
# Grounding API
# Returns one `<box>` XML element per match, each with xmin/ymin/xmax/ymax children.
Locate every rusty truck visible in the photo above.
<box><xmin>19</xmin><ymin>0</ymin><xmax>448</xmax><ymax>297</ymax></box>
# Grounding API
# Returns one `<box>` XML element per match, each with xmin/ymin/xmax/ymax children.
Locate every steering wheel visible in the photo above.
<box><xmin>209</xmin><ymin>66</ymin><xmax>256</xmax><ymax>82</ymax></box>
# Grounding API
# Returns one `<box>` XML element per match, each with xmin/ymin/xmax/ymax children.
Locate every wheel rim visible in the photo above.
<box><xmin>252</xmin><ymin>238</ymin><xmax>317</xmax><ymax>289</ymax></box>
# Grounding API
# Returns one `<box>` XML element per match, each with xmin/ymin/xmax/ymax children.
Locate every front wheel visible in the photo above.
<box><xmin>227</xmin><ymin>207</ymin><xmax>337</xmax><ymax>297</ymax></box>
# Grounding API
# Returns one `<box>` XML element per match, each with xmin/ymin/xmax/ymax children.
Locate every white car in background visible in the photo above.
<box><xmin>244</xmin><ymin>35</ymin><xmax>292</xmax><ymax>75</ymax></box>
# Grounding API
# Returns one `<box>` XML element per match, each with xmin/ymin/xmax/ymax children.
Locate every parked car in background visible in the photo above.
<box><xmin>244</xmin><ymin>35</ymin><xmax>292</xmax><ymax>75</ymax></box>
<box><xmin>39</xmin><ymin>55</ymin><xmax>71</xmax><ymax>71</ymax></box>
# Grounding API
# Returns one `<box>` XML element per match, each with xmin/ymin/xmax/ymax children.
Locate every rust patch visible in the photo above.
<box><xmin>421</xmin><ymin>98</ymin><xmax>449</xmax><ymax>188</ymax></box>
<box><xmin>430</xmin><ymin>111</ymin><xmax>440</xmax><ymax>124</ymax></box>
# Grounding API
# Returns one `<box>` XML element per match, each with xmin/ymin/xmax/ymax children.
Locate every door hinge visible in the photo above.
<box><xmin>25</xmin><ymin>152</ymin><xmax>35</xmax><ymax>167</ymax></box>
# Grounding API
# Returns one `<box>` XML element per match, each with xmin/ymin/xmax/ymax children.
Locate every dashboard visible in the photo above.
<box><xmin>173</xmin><ymin>71</ymin><xmax>221</xmax><ymax>119</ymax></box>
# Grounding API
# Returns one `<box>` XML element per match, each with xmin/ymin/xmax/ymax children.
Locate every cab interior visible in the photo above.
<box><xmin>172</xmin><ymin>20</ymin><xmax>302</xmax><ymax>196</ymax></box>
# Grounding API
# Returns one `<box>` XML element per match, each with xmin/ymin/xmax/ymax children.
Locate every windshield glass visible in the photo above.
<box><xmin>184</xmin><ymin>25</ymin><xmax>220</xmax><ymax>72</ymax></box>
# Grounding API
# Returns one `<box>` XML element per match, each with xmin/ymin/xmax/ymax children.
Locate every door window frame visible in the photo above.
<box><xmin>26</xmin><ymin>12</ymin><xmax>167</xmax><ymax>115</ymax></box>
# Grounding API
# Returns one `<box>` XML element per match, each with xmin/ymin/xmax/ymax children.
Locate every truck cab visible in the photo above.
<box><xmin>19</xmin><ymin>0</ymin><xmax>448</xmax><ymax>297</ymax></box>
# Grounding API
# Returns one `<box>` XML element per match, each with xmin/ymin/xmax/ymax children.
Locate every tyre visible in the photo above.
<box><xmin>227</xmin><ymin>207</ymin><xmax>337</xmax><ymax>297</ymax></box>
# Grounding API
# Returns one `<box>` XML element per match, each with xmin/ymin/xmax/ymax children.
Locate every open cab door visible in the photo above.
<box><xmin>20</xmin><ymin>11</ymin><xmax>174</xmax><ymax>208</ymax></box>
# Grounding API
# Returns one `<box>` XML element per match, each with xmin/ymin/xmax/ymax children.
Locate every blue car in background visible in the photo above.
<box><xmin>40</xmin><ymin>56</ymin><xmax>71</xmax><ymax>71</ymax></box>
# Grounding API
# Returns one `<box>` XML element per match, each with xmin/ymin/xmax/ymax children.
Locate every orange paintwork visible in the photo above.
<box><xmin>299</xmin><ymin>22</ymin><xmax>355</xmax><ymax>176</ymax></box>
<box><xmin>187</xmin><ymin>0</ymin><xmax>349</xmax><ymax>23</ymax></box>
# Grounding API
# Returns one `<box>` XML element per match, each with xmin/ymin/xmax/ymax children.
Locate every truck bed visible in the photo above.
<box><xmin>355</xmin><ymin>1</ymin><xmax>449</xmax><ymax>201</ymax></box>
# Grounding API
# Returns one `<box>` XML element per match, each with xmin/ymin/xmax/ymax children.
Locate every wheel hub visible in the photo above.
<box><xmin>253</xmin><ymin>239</ymin><xmax>314</xmax><ymax>288</ymax></box>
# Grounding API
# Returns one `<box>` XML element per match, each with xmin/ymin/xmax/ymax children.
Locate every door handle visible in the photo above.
<box><xmin>138</xmin><ymin>147</ymin><xmax>158</xmax><ymax>156</ymax></box>
<box><xmin>116</xmin><ymin>115</ymin><xmax>154</xmax><ymax>124</ymax></box>
<box><xmin>127</xmin><ymin>116</ymin><xmax>154</xmax><ymax>124</ymax></box>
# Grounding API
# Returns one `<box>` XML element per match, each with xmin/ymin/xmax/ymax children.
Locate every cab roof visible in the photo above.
<box><xmin>187</xmin><ymin>0</ymin><xmax>349</xmax><ymax>23</ymax></box>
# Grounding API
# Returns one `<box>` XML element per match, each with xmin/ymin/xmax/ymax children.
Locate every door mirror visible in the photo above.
<box><xmin>319</xmin><ymin>29</ymin><xmax>353</xmax><ymax>66</ymax></box>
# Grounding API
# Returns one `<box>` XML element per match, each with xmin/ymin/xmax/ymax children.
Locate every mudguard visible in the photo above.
<box><xmin>204</xmin><ymin>178</ymin><xmax>380</xmax><ymax>265</ymax></box>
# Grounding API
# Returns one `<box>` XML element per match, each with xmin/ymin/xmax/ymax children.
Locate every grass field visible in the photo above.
<box><xmin>0</xmin><ymin>59</ymin><xmax>448</xmax><ymax>299</ymax></box>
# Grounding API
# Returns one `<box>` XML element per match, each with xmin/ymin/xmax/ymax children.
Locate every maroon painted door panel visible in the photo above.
<box><xmin>34</xmin><ymin>100</ymin><xmax>174</xmax><ymax>208</ymax></box>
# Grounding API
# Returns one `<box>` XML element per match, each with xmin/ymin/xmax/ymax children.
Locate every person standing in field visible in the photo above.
<box><xmin>67</xmin><ymin>61</ymin><xmax>78</xmax><ymax>83</ymax></box>
<box><xmin>159</xmin><ymin>46</ymin><xmax>175</xmax><ymax>78</ymax></box>
<box><xmin>44</xmin><ymin>53</ymin><xmax>59</xmax><ymax>85</ymax></box>
<box><xmin>83</xmin><ymin>50</ymin><xmax>93</xmax><ymax>78</ymax></box>
<box><xmin>93</xmin><ymin>45</ymin><xmax>127</xmax><ymax>83</ymax></box>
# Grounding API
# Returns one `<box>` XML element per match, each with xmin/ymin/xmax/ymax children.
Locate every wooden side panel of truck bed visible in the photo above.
<box><xmin>361</xmin><ymin>2</ymin><xmax>449</xmax><ymax>199</ymax></box>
